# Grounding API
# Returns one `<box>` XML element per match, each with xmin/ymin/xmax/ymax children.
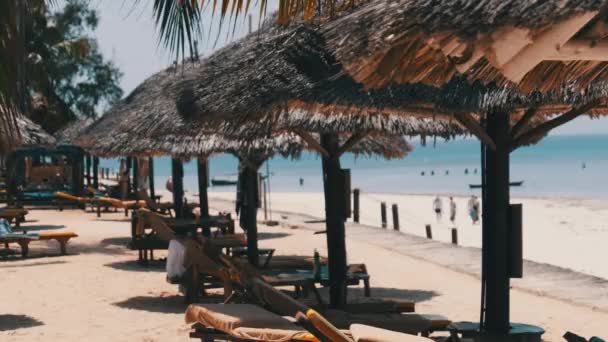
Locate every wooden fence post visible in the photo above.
<box><xmin>425</xmin><ymin>224</ymin><xmax>433</xmax><ymax>239</ymax></box>
<box><xmin>392</xmin><ymin>204</ymin><xmax>400</xmax><ymax>231</ymax></box>
<box><xmin>451</xmin><ymin>228</ymin><xmax>458</xmax><ymax>245</ymax></box>
<box><xmin>353</xmin><ymin>188</ymin><xmax>360</xmax><ymax>223</ymax></box>
<box><xmin>380</xmin><ymin>202</ymin><xmax>387</xmax><ymax>228</ymax></box>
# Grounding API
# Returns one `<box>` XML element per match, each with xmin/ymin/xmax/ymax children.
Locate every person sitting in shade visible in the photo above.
<box><xmin>433</xmin><ymin>196</ymin><xmax>443</xmax><ymax>222</ymax></box>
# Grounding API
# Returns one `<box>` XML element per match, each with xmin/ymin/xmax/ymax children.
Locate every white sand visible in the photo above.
<box><xmin>210</xmin><ymin>191</ymin><xmax>608</xmax><ymax>280</ymax></box>
<box><xmin>0</xmin><ymin>193</ymin><xmax>606</xmax><ymax>341</ymax></box>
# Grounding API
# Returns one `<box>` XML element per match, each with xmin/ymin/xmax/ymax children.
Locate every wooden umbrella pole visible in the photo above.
<box><xmin>197</xmin><ymin>157</ymin><xmax>210</xmax><ymax>220</ymax></box>
<box><xmin>132</xmin><ymin>157</ymin><xmax>139</xmax><ymax>193</ymax></box>
<box><xmin>148</xmin><ymin>157</ymin><xmax>155</xmax><ymax>200</ymax></box>
<box><xmin>244</xmin><ymin>163</ymin><xmax>260</xmax><ymax>266</ymax></box>
<box><xmin>85</xmin><ymin>154</ymin><xmax>91</xmax><ymax>187</ymax></box>
<box><xmin>321</xmin><ymin>132</ymin><xmax>347</xmax><ymax>307</ymax></box>
<box><xmin>171</xmin><ymin>158</ymin><xmax>185</xmax><ymax>219</ymax></box>
<box><xmin>92</xmin><ymin>156</ymin><xmax>99</xmax><ymax>189</ymax></box>
<box><xmin>481</xmin><ymin>111</ymin><xmax>511</xmax><ymax>336</ymax></box>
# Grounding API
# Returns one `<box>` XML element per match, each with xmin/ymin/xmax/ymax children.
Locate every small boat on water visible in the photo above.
<box><xmin>211</xmin><ymin>174</ymin><xmax>238</xmax><ymax>187</ymax></box>
<box><xmin>469</xmin><ymin>181</ymin><xmax>524</xmax><ymax>189</ymax></box>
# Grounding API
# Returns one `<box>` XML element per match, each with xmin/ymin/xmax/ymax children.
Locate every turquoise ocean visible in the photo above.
<box><xmin>99</xmin><ymin>134</ymin><xmax>608</xmax><ymax>199</ymax></box>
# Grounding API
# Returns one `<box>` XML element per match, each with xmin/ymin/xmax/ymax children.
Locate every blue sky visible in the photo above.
<box><xmin>88</xmin><ymin>1</ymin><xmax>608</xmax><ymax>136</ymax></box>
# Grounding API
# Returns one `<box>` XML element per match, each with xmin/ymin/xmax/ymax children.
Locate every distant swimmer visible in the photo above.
<box><xmin>299</xmin><ymin>177</ymin><xmax>304</xmax><ymax>186</ymax></box>
<box><xmin>474</xmin><ymin>168</ymin><xmax>478</xmax><ymax>174</ymax></box>
<box><xmin>421</xmin><ymin>171</ymin><xmax>425</xmax><ymax>176</ymax></box>
<box><xmin>465</xmin><ymin>168</ymin><xmax>469</xmax><ymax>175</ymax></box>
<box><xmin>445</xmin><ymin>170</ymin><xmax>449</xmax><ymax>175</ymax></box>
<box><xmin>582</xmin><ymin>162</ymin><xmax>586</xmax><ymax>170</ymax></box>
<box><xmin>431</xmin><ymin>170</ymin><xmax>435</xmax><ymax>176</ymax></box>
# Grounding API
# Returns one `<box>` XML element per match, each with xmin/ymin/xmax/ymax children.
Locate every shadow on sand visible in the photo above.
<box><xmin>13</xmin><ymin>224</ymin><xmax>66</xmax><ymax>233</ymax></box>
<box><xmin>100</xmin><ymin>237</ymin><xmax>131</xmax><ymax>246</ymax></box>
<box><xmin>105</xmin><ymin>259</ymin><xmax>166</xmax><ymax>273</ymax></box>
<box><xmin>113</xmin><ymin>295</ymin><xmax>187</xmax><ymax>314</ymax></box>
<box><xmin>311</xmin><ymin>287</ymin><xmax>439</xmax><ymax>304</ymax></box>
<box><xmin>257</xmin><ymin>232</ymin><xmax>291</xmax><ymax>240</ymax></box>
<box><xmin>0</xmin><ymin>315</ymin><xmax>44</xmax><ymax>331</ymax></box>
<box><xmin>0</xmin><ymin>259</ymin><xmax>68</xmax><ymax>267</ymax></box>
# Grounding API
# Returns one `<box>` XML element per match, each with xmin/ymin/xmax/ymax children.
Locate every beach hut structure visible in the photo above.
<box><xmin>55</xmin><ymin>118</ymin><xmax>98</xmax><ymax>189</ymax></box>
<box><xmin>311</xmin><ymin>1</ymin><xmax>608</xmax><ymax>339</ymax></box>
<box><xmin>3</xmin><ymin>115</ymin><xmax>87</xmax><ymax>205</ymax></box>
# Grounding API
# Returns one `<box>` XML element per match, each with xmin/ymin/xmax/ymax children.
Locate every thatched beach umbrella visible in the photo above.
<box><xmin>316</xmin><ymin>1</ymin><xmax>608</xmax><ymax>338</ymax></box>
<box><xmin>77</xmin><ymin>92</ymin><xmax>412</xmax><ymax>265</ymax></box>
<box><xmin>159</xmin><ymin>16</ymin><xmax>467</xmax><ymax>307</ymax></box>
<box><xmin>4</xmin><ymin>114</ymin><xmax>56</xmax><ymax>148</ymax></box>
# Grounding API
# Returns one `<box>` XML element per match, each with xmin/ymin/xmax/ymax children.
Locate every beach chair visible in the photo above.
<box><xmin>0</xmin><ymin>208</ymin><xmax>28</xmax><ymax>228</ymax></box>
<box><xmin>245</xmin><ymin>275</ymin><xmax>447</xmax><ymax>336</ymax></box>
<box><xmin>184</xmin><ymin>304</ymin><xmax>434</xmax><ymax>342</ymax></box>
<box><xmin>97</xmin><ymin>196</ymin><xmax>146</xmax><ymax>217</ymax></box>
<box><xmin>137</xmin><ymin>190</ymin><xmax>174</xmax><ymax>216</ymax></box>
<box><xmin>1</xmin><ymin>226</ymin><xmax>78</xmax><ymax>257</ymax></box>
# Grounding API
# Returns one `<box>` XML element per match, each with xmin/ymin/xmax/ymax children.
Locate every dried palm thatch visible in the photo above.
<box><xmin>0</xmin><ymin>113</ymin><xmax>56</xmax><ymax>148</ymax></box>
<box><xmin>54</xmin><ymin>118</ymin><xmax>94</xmax><ymax>145</ymax></box>
<box><xmin>322</xmin><ymin>0</ymin><xmax>608</xmax><ymax>93</ymax></box>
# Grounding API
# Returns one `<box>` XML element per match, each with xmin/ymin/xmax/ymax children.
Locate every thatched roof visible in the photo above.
<box><xmin>3</xmin><ymin>115</ymin><xmax>57</xmax><ymax>147</ymax></box>
<box><xmin>55</xmin><ymin>118</ymin><xmax>94</xmax><ymax>145</ymax></box>
<box><xmin>170</xmin><ymin>20</ymin><xmax>463</xmax><ymax>134</ymax></box>
<box><xmin>322</xmin><ymin>0</ymin><xmax>608</xmax><ymax>93</ymax></box>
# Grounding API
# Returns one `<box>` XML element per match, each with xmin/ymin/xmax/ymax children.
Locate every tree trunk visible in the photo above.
<box><xmin>148</xmin><ymin>157</ymin><xmax>155</xmax><ymax>200</ymax></box>
<box><xmin>92</xmin><ymin>157</ymin><xmax>99</xmax><ymax>189</ymax></box>
<box><xmin>198</xmin><ymin>157</ymin><xmax>211</xmax><ymax>237</ymax></box>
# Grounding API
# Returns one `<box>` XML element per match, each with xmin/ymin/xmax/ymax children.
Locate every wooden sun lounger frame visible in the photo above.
<box><xmin>0</xmin><ymin>209</ymin><xmax>28</xmax><ymax>228</ymax></box>
<box><xmin>1</xmin><ymin>233</ymin><xmax>77</xmax><ymax>257</ymax></box>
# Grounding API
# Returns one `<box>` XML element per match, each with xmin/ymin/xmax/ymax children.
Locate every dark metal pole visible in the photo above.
<box><xmin>197</xmin><ymin>157</ymin><xmax>210</xmax><ymax>219</ymax></box>
<box><xmin>482</xmin><ymin>111</ymin><xmax>511</xmax><ymax>336</ymax></box>
<box><xmin>92</xmin><ymin>157</ymin><xmax>99</xmax><ymax>189</ymax></box>
<box><xmin>171</xmin><ymin>158</ymin><xmax>185</xmax><ymax>219</ymax></box>
<box><xmin>321</xmin><ymin>133</ymin><xmax>347</xmax><ymax>307</ymax></box>
<box><xmin>148</xmin><ymin>157</ymin><xmax>155</xmax><ymax>200</ymax></box>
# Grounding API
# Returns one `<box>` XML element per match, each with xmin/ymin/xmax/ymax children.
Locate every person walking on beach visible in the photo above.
<box><xmin>433</xmin><ymin>196</ymin><xmax>443</xmax><ymax>222</ymax></box>
<box><xmin>468</xmin><ymin>195</ymin><xmax>480</xmax><ymax>224</ymax></box>
<box><xmin>449</xmin><ymin>197</ymin><xmax>456</xmax><ymax>224</ymax></box>
<box><xmin>165</xmin><ymin>176</ymin><xmax>173</xmax><ymax>193</ymax></box>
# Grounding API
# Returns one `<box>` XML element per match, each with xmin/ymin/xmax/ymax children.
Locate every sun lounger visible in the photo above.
<box><xmin>184</xmin><ymin>304</ymin><xmax>434</xmax><ymax>342</ymax></box>
<box><xmin>186</xmin><ymin>303</ymin><xmax>321</xmax><ymax>342</ymax></box>
<box><xmin>1</xmin><ymin>231</ymin><xmax>78</xmax><ymax>257</ymax></box>
<box><xmin>97</xmin><ymin>196</ymin><xmax>146</xmax><ymax>217</ymax></box>
<box><xmin>137</xmin><ymin>190</ymin><xmax>174</xmax><ymax>216</ymax></box>
<box><xmin>0</xmin><ymin>208</ymin><xmax>28</xmax><ymax>227</ymax></box>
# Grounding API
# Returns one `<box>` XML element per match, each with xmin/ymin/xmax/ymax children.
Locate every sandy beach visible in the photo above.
<box><xmin>0</xmin><ymin>191</ymin><xmax>606</xmax><ymax>341</ymax></box>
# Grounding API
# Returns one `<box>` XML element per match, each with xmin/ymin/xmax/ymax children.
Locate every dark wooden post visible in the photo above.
<box><xmin>451</xmin><ymin>228</ymin><xmax>458</xmax><ymax>245</ymax></box>
<box><xmin>238</xmin><ymin>158</ymin><xmax>261</xmax><ymax>267</ymax></box>
<box><xmin>171</xmin><ymin>158</ymin><xmax>185</xmax><ymax>219</ymax></box>
<box><xmin>132</xmin><ymin>157</ymin><xmax>139</xmax><ymax>193</ymax></box>
<box><xmin>125</xmin><ymin>157</ymin><xmax>132</xmax><ymax>197</ymax></box>
<box><xmin>197</xmin><ymin>157</ymin><xmax>210</xmax><ymax>219</ymax></box>
<box><xmin>197</xmin><ymin>157</ymin><xmax>211</xmax><ymax>238</ymax></box>
<box><xmin>425</xmin><ymin>224</ymin><xmax>433</xmax><ymax>239</ymax></box>
<box><xmin>392</xmin><ymin>204</ymin><xmax>399</xmax><ymax>231</ymax></box>
<box><xmin>353</xmin><ymin>188</ymin><xmax>360</xmax><ymax>223</ymax></box>
<box><xmin>321</xmin><ymin>133</ymin><xmax>347</xmax><ymax>307</ymax></box>
<box><xmin>481</xmin><ymin>110</ymin><xmax>511</xmax><ymax>335</ymax></box>
<box><xmin>148</xmin><ymin>157</ymin><xmax>155</xmax><ymax>201</ymax></box>
<box><xmin>92</xmin><ymin>157</ymin><xmax>99</xmax><ymax>189</ymax></box>
<box><xmin>85</xmin><ymin>154</ymin><xmax>91</xmax><ymax>187</ymax></box>
<box><xmin>380</xmin><ymin>202</ymin><xmax>387</xmax><ymax>228</ymax></box>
